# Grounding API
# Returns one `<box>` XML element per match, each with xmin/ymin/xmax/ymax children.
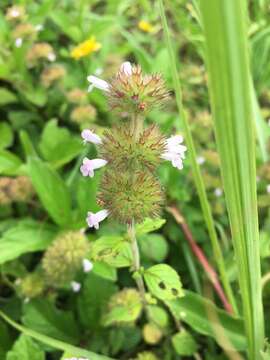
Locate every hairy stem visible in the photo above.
<box><xmin>128</xmin><ymin>219</ymin><xmax>147</xmax><ymax>306</ymax></box>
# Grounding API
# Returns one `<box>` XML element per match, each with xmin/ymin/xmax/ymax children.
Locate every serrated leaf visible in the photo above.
<box><xmin>172</xmin><ymin>330</ymin><xmax>198</xmax><ymax>356</ymax></box>
<box><xmin>90</xmin><ymin>236</ymin><xmax>132</xmax><ymax>268</ymax></box>
<box><xmin>166</xmin><ymin>290</ymin><xmax>246</xmax><ymax>350</ymax></box>
<box><xmin>92</xmin><ymin>261</ymin><xmax>117</xmax><ymax>281</ymax></box>
<box><xmin>6</xmin><ymin>335</ymin><xmax>45</xmax><ymax>360</ymax></box>
<box><xmin>28</xmin><ymin>157</ymin><xmax>72</xmax><ymax>226</ymax></box>
<box><xmin>140</xmin><ymin>234</ymin><xmax>168</xmax><ymax>262</ymax></box>
<box><xmin>0</xmin><ymin>122</ymin><xmax>13</xmax><ymax>149</ymax></box>
<box><xmin>22</xmin><ymin>299</ymin><xmax>79</xmax><ymax>344</ymax></box>
<box><xmin>143</xmin><ymin>264</ymin><xmax>184</xmax><ymax>300</ymax></box>
<box><xmin>135</xmin><ymin>218</ymin><xmax>166</xmax><ymax>235</ymax></box>
<box><xmin>0</xmin><ymin>220</ymin><xmax>56</xmax><ymax>265</ymax></box>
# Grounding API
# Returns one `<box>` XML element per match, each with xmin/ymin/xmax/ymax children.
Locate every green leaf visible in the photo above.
<box><xmin>77</xmin><ymin>273</ymin><xmax>117</xmax><ymax>331</ymax></box>
<box><xmin>102</xmin><ymin>290</ymin><xmax>142</xmax><ymax>327</ymax></box>
<box><xmin>92</xmin><ymin>261</ymin><xmax>117</xmax><ymax>281</ymax></box>
<box><xmin>143</xmin><ymin>264</ymin><xmax>184</xmax><ymax>300</ymax></box>
<box><xmin>19</xmin><ymin>131</ymin><xmax>37</xmax><ymax>159</ymax></box>
<box><xmin>90</xmin><ymin>236</ymin><xmax>132</xmax><ymax>268</ymax></box>
<box><xmin>6</xmin><ymin>335</ymin><xmax>45</xmax><ymax>360</ymax></box>
<box><xmin>39</xmin><ymin>120</ymin><xmax>81</xmax><ymax>168</ymax></box>
<box><xmin>0</xmin><ymin>220</ymin><xmax>56</xmax><ymax>265</ymax></box>
<box><xmin>172</xmin><ymin>330</ymin><xmax>198</xmax><ymax>356</ymax></box>
<box><xmin>135</xmin><ymin>218</ymin><xmax>166</xmax><ymax>236</ymax></box>
<box><xmin>0</xmin><ymin>88</ymin><xmax>17</xmax><ymax>105</ymax></box>
<box><xmin>28</xmin><ymin>157</ymin><xmax>72</xmax><ymax>226</ymax></box>
<box><xmin>200</xmin><ymin>0</ymin><xmax>264</xmax><ymax>356</ymax></box>
<box><xmin>0</xmin><ymin>311</ymin><xmax>114</xmax><ymax>360</ymax></box>
<box><xmin>140</xmin><ymin>234</ymin><xmax>168</xmax><ymax>262</ymax></box>
<box><xmin>166</xmin><ymin>290</ymin><xmax>246</xmax><ymax>350</ymax></box>
<box><xmin>0</xmin><ymin>150</ymin><xmax>22</xmax><ymax>175</ymax></box>
<box><xmin>23</xmin><ymin>87</ymin><xmax>47</xmax><ymax>107</ymax></box>
<box><xmin>22</xmin><ymin>299</ymin><xmax>79</xmax><ymax>344</ymax></box>
<box><xmin>147</xmin><ymin>305</ymin><xmax>169</xmax><ymax>328</ymax></box>
<box><xmin>0</xmin><ymin>122</ymin><xmax>13</xmax><ymax>149</ymax></box>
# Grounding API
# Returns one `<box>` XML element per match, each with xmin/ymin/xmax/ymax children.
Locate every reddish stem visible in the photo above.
<box><xmin>167</xmin><ymin>206</ymin><xmax>233</xmax><ymax>314</ymax></box>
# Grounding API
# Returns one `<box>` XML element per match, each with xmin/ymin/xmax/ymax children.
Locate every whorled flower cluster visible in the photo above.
<box><xmin>80</xmin><ymin>62</ymin><xmax>187</xmax><ymax>229</ymax></box>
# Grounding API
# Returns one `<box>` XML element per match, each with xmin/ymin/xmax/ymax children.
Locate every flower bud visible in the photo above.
<box><xmin>17</xmin><ymin>272</ymin><xmax>45</xmax><ymax>299</ymax></box>
<box><xmin>135</xmin><ymin>351</ymin><xmax>159</xmax><ymax>360</ymax></box>
<box><xmin>108</xmin><ymin>64</ymin><xmax>170</xmax><ymax>114</ymax></box>
<box><xmin>41</xmin><ymin>65</ymin><xmax>66</xmax><ymax>87</ymax></box>
<box><xmin>42</xmin><ymin>231</ymin><xmax>89</xmax><ymax>287</ymax></box>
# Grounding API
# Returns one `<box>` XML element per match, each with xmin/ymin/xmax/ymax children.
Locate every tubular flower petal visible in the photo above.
<box><xmin>80</xmin><ymin>157</ymin><xmax>107</xmax><ymax>177</ymax></box>
<box><xmin>120</xmin><ymin>61</ymin><xmax>132</xmax><ymax>76</ymax></box>
<box><xmin>71</xmin><ymin>281</ymin><xmax>81</xmax><ymax>292</ymax></box>
<box><xmin>161</xmin><ymin>135</ymin><xmax>187</xmax><ymax>170</ymax></box>
<box><xmin>81</xmin><ymin>129</ymin><xmax>102</xmax><ymax>144</ymax></box>
<box><xmin>87</xmin><ymin>75</ymin><xmax>110</xmax><ymax>92</ymax></box>
<box><xmin>82</xmin><ymin>259</ymin><xmax>93</xmax><ymax>273</ymax></box>
<box><xmin>86</xmin><ymin>209</ymin><xmax>109</xmax><ymax>229</ymax></box>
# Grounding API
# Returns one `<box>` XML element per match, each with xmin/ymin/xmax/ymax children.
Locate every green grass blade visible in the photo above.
<box><xmin>158</xmin><ymin>0</ymin><xmax>237</xmax><ymax>315</ymax></box>
<box><xmin>0</xmin><ymin>311</ymin><xmax>114</xmax><ymax>360</ymax></box>
<box><xmin>199</xmin><ymin>0</ymin><xmax>265</xmax><ymax>358</ymax></box>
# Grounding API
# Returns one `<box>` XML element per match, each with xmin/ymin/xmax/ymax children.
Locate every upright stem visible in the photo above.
<box><xmin>128</xmin><ymin>219</ymin><xmax>147</xmax><ymax>306</ymax></box>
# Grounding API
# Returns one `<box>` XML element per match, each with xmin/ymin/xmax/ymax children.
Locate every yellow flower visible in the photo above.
<box><xmin>138</xmin><ymin>20</ymin><xmax>155</xmax><ymax>33</ymax></box>
<box><xmin>71</xmin><ymin>36</ymin><xmax>101</xmax><ymax>59</ymax></box>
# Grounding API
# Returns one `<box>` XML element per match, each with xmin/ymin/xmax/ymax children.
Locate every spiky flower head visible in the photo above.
<box><xmin>12</xmin><ymin>23</ymin><xmax>36</xmax><ymax>40</ymax></box>
<box><xmin>70</xmin><ymin>105</ymin><xmax>97</xmax><ymax>125</ymax></box>
<box><xmin>97</xmin><ymin>170</ymin><xmax>163</xmax><ymax>224</ymax></box>
<box><xmin>26</xmin><ymin>43</ymin><xmax>56</xmax><ymax>67</ymax></box>
<box><xmin>108</xmin><ymin>64</ymin><xmax>170</xmax><ymax>114</ymax></box>
<box><xmin>42</xmin><ymin>231</ymin><xmax>89</xmax><ymax>287</ymax></box>
<box><xmin>5</xmin><ymin>5</ymin><xmax>25</xmax><ymax>21</ymax></box>
<box><xmin>0</xmin><ymin>176</ymin><xmax>34</xmax><ymax>204</ymax></box>
<box><xmin>41</xmin><ymin>65</ymin><xmax>66</xmax><ymax>87</ymax></box>
<box><xmin>17</xmin><ymin>272</ymin><xmax>45</xmax><ymax>299</ymax></box>
<box><xmin>100</xmin><ymin>124</ymin><xmax>165</xmax><ymax>172</ymax></box>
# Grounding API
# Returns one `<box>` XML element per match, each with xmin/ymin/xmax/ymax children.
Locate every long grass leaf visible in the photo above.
<box><xmin>158</xmin><ymin>0</ymin><xmax>237</xmax><ymax>315</ymax></box>
<box><xmin>0</xmin><ymin>311</ymin><xmax>114</xmax><ymax>360</ymax></box>
<box><xmin>199</xmin><ymin>0</ymin><xmax>265</xmax><ymax>358</ymax></box>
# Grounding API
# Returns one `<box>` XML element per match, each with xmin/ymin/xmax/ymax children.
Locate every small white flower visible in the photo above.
<box><xmin>87</xmin><ymin>75</ymin><xmax>110</xmax><ymax>93</ymax></box>
<box><xmin>267</xmin><ymin>184</ymin><xmax>270</xmax><ymax>194</ymax></box>
<box><xmin>81</xmin><ymin>129</ymin><xmax>102</xmax><ymax>145</ymax></box>
<box><xmin>86</xmin><ymin>209</ymin><xmax>109</xmax><ymax>230</ymax></box>
<box><xmin>71</xmin><ymin>281</ymin><xmax>81</xmax><ymax>292</ymax></box>
<box><xmin>95</xmin><ymin>67</ymin><xmax>103</xmax><ymax>76</ymax></box>
<box><xmin>268</xmin><ymin>119</ymin><xmax>270</xmax><ymax>127</ymax></box>
<box><xmin>214</xmin><ymin>188</ymin><xmax>223</xmax><ymax>197</ymax></box>
<box><xmin>15</xmin><ymin>38</ymin><xmax>22</xmax><ymax>48</ymax></box>
<box><xmin>10</xmin><ymin>9</ymin><xmax>20</xmax><ymax>18</ymax></box>
<box><xmin>82</xmin><ymin>259</ymin><xmax>93</xmax><ymax>273</ymax></box>
<box><xmin>47</xmin><ymin>52</ymin><xmax>56</xmax><ymax>62</ymax></box>
<box><xmin>196</xmin><ymin>156</ymin><xmax>205</xmax><ymax>165</ymax></box>
<box><xmin>35</xmin><ymin>24</ymin><xmax>44</xmax><ymax>31</ymax></box>
<box><xmin>80</xmin><ymin>157</ymin><xmax>107</xmax><ymax>177</ymax></box>
<box><xmin>161</xmin><ymin>134</ymin><xmax>187</xmax><ymax>170</ymax></box>
<box><xmin>120</xmin><ymin>61</ymin><xmax>132</xmax><ymax>76</ymax></box>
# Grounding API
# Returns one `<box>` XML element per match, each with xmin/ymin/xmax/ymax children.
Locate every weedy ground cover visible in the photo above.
<box><xmin>0</xmin><ymin>1</ymin><xmax>270</xmax><ymax>359</ymax></box>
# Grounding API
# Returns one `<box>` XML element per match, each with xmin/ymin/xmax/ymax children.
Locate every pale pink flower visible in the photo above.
<box><xmin>80</xmin><ymin>157</ymin><xmax>107</xmax><ymax>177</ymax></box>
<box><xmin>161</xmin><ymin>134</ymin><xmax>187</xmax><ymax>170</ymax></box>
<box><xmin>87</xmin><ymin>75</ymin><xmax>110</xmax><ymax>93</ymax></box>
<box><xmin>86</xmin><ymin>209</ymin><xmax>109</xmax><ymax>229</ymax></box>
<box><xmin>267</xmin><ymin>184</ymin><xmax>270</xmax><ymax>194</ymax></box>
<box><xmin>197</xmin><ymin>156</ymin><xmax>205</xmax><ymax>165</ymax></box>
<box><xmin>81</xmin><ymin>129</ymin><xmax>102</xmax><ymax>145</ymax></box>
<box><xmin>82</xmin><ymin>259</ymin><xmax>93</xmax><ymax>273</ymax></box>
<box><xmin>120</xmin><ymin>61</ymin><xmax>132</xmax><ymax>76</ymax></box>
<box><xmin>47</xmin><ymin>52</ymin><xmax>56</xmax><ymax>61</ymax></box>
<box><xmin>15</xmin><ymin>38</ymin><xmax>22</xmax><ymax>48</ymax></box>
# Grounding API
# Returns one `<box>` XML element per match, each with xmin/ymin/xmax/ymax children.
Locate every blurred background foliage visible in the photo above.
<box><xmin>0</xmin><ymin>0</ymin><xmax>270</xmax><ymax>359</ymax></box>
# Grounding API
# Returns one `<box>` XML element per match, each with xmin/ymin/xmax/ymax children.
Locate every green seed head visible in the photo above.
<box><xmin>42</xmin><ymin>231</ymin><xmax>89</xmax><ymax>287</ymax></box>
